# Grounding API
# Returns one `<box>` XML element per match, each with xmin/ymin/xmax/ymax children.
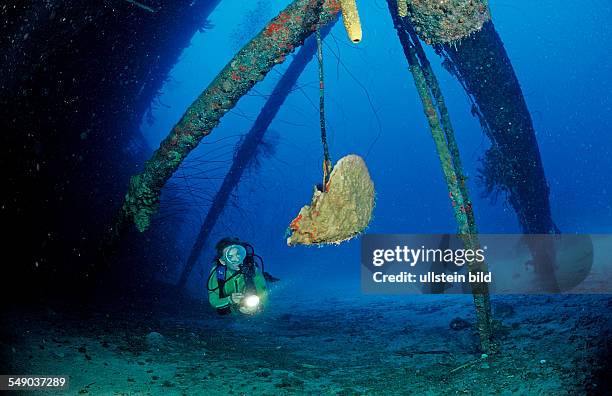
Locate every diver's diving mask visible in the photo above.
<box><xmin>223</xmin><ymin>244</ymin><xmax>247</xmax><ymax>266</ymax></box>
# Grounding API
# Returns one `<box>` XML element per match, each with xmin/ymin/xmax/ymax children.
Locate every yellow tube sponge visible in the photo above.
<box><xmin>340</xmin><ymin>0</ymin><xmax>362</xmax><ymax>43</ymax></box>
<box><xmin>397</xmin><ymin>0</ymin><xmax>408</xmax><ymax>17</ymax></box>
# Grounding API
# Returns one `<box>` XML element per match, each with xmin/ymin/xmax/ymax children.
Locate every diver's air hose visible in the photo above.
<box><xmin>206</xmin><ymin>265</ymin><xmax>241</xmax><ymax>292</ymax></box>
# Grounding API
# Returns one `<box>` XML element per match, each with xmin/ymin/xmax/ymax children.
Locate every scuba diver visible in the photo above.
<box><xmin>207</xmin><ymin>237</ymin><xmax>277</xmax><ymax>315</ymax></box>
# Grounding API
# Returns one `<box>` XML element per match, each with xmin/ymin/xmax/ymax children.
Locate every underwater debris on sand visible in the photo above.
<box><xmin>145</xmin><ymin>331</ymin><xmax>165</xmax><ymax>351</ymax></box>
<box><xmin>3</xmin><ymin>295</ymin><xmax>610</xmax><ymax>394</ymax></box>
<box><xmin>287</xmin><ymin>154</ymin><xmax>374</xmax><ymax>246</ymax></box>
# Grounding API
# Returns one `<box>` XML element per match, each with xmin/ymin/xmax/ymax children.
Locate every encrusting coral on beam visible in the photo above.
<box><xmin>439</xmin><ymin>21</ymin><xmax>557</xmax><ymax>236</ymax></box>
<box><xmin>438</xmin><ymin>21</ymin><xmax>560</xmax><ymax>291</ymax></box>
<box><xmin>404</xmin><ymin>0</ymin><xmax>491</xmax><ymax>45</ymax></box>
<box><xmin>339</xmin><ymin>0</ymin><xmax>362</xmax><ymax>43</ymax></box>
<box><xmin>116</xmin><ymin>0</ymin><xmax>342</xmax><ymax>233</ymax></box>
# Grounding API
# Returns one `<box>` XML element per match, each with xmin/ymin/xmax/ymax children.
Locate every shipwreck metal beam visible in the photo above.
<box><xmin>116</xmin><ymin>0</ymin><xmax>341</xmax><ymax>233</ymax></box>
<box><xmin>441</xmin><ymin>21</ymin><xmax>557</xmax><ymax>235</ymax></box>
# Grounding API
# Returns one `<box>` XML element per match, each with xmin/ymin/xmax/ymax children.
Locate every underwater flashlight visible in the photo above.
<box><xmin>244</xmin><ymin>294</ymin><xmax>260</xmax><ymax>308</ymax></box>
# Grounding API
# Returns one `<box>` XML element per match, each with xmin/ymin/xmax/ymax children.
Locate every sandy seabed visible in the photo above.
<box><xmin>2</xmin><ymin>293</ymin><xmax>610</xmax><ymax>395</ymax></box>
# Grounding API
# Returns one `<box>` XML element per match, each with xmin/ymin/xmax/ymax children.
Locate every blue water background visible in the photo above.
<box><xmin>140</xmin><ymin>0</ymin><xmax>612</xmax><ymax>302</ymax></box>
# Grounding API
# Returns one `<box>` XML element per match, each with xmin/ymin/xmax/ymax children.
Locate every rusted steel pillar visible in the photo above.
<box><xmin>116</xmin><ymin>0</ymin><xmax>341</xmax><ymax>233</ymax></box>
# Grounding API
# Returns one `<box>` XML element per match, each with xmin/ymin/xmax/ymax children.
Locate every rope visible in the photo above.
<box><xmin>317</xmin><ymin>28</ymin><xmax>332</xmax><ymax>189</ymax></box>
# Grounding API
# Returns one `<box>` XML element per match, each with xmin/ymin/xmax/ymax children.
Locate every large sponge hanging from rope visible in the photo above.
<box><xmin>287</xmin><ymin>154</ymin><xmax>375</xmax><ymax>246</ymax></box>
